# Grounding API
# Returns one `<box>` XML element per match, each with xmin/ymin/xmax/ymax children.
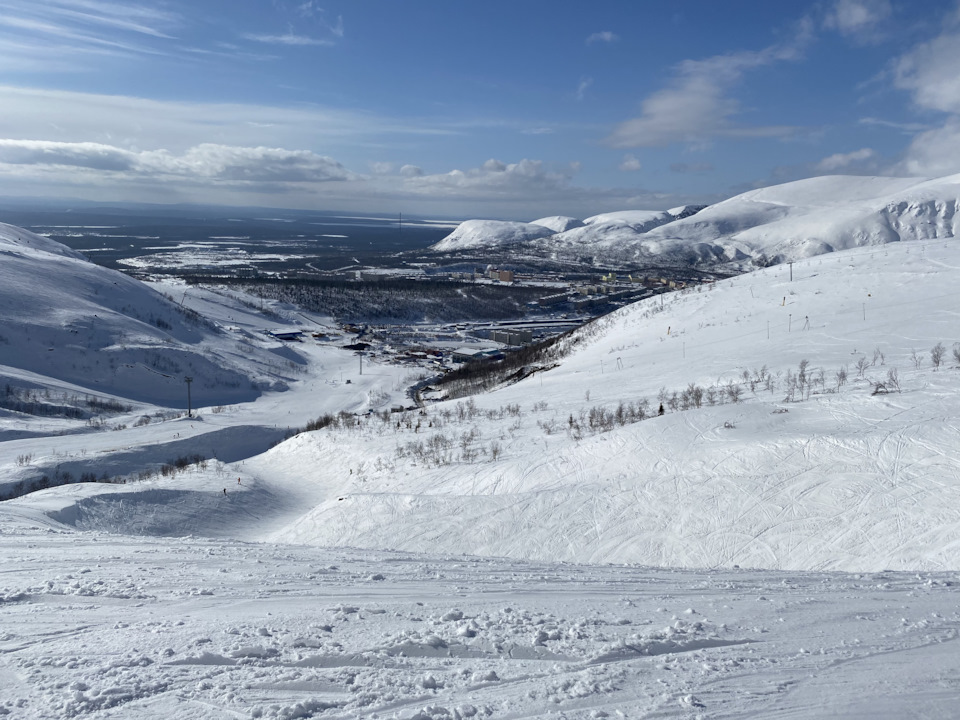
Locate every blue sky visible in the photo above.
<box><xmin>1</xmin><ymin>0</ymin><xmax>959</xmax><ymax>219</ymax></box>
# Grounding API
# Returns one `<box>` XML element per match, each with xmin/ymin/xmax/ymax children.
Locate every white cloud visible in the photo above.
<box><xmin>397</xmin><ymin>158</ymin><xmax>579</xmax><ymax>201</ymax></box>
<box><xmin>816</xmin><ymin>147</ymin><xmax>877</xmax><ymax>171</ymax></box>
<box><xmin>0</xmin><ymin>0</ymin><xmax>182</xmax><ymax>72</ymax></box>
<box><xmin>823</xmin><ymin>0</ymin><xmax>891</xmax><ymax>40</ymax></box>
<box><xmin>0</xmin><ymin>139</ymin><xmax>353</xmax><ymax>183</ymax></box>
<box><xmin>606</xmin><ymin>24</ymin><xmax>810</xmax><ymax>148</ymax></box>
<box><xmin>0</xmin><ymin>86</ymin><xmax>456</xmax><ymax>155</ymax></box>
<box><xmin>370</xmin><ymin>161</ymin><xmax>393</xmax><ymax>174</ymax></box>
<box><xmin>0</xmin><ymin>139</ymin><xmax>134</xmax><ymax>171</ymax></box>
<box><xmin>586</xmin><ymin>31</ymin><xmax>618</xmax><ymax>44</ymax></box>
<box><xmin>896</xmin><ymin>119</ymin><xmax>960</xmax><ymax>177</ymax></box>
<box><xmin>889</xmin><ymin>11</ymin><xmax>960</xmax><ymax>176</ymax></box>
<box><xmin>618</xmin><ymin>154</ymin><xmax>642</xmax><ymax>171</ymax></box>
<box><xmin>0</xmin><ymin>143</ymin><xmax>708</xmax><ymax>219</ymax></box>
<box><xmin>242</xmin><ymin>32</ymin><xmax>334</xmax><ymax>47</ymax></box>
<box><xmin>576</xmin><ymin>77</ymin><xmax>593</xmax><ymax>102</ymax></box>
<box><xmin>894</xmin><ymin>31</ymin><xmax>960</xmax><ymax>114</ymax></box>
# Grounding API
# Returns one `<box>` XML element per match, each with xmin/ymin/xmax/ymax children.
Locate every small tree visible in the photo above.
<box><xmin>910</xmin><ymin>349</ymin><xmax>922</xmax><ymax>370</ymax></box>
<box><xmin>835</xmin><ymin>365</ymin><xmax>848</xmax><ymax>391</ymax></box>
<box><xmin>886</xmin><ymin>368</ymin><xmax>901</xmax><ymax>393</ymax></box>
<box><xmin>931</xmin><ymin>342</ymin><xmax>945</xmax><ymax>371</ymax></box>
<box><xmin>855</xmin><ymin>356</ymin><xmax>870</xmax><ymax>378</ymax></box>
<box><xmin>726</xmin><ymin>381</ymin><xmax>743</xmax><ymax>403</ymax></box>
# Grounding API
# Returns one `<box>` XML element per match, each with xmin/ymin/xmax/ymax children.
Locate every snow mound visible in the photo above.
<box><xmin>530</xmin><ymin>215</ymin><xmax>584</xmax><ymax>233</ymax></box>
<box><xmin>431</xmin><ymin>219</ymin><xmax>555</xmax><ymax>252</ymax></box>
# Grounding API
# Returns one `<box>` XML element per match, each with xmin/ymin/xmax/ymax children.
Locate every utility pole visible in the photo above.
<box><xmin>789</xmin><ymin>262</ymin><xmax>793</xmax><ymax>281</ymax></box>
<box><xmin>185</xmin><ymin>376</ymin><xmax>193</xmax><ymax>417</ymax></box>
<box><xmin>359</xmin><ymin>352</ymin><xmax>363</xmax><ymax>375</ymax></box>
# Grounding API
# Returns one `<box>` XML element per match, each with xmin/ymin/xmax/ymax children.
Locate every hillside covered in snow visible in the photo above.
<box><xmin>5</xmin><ymin>227</ymin><xmax>960</xmax><ymax>573</ymax></box>
<box><xmin>0</xmin><ymin>223</ymin><xmax>296</xmax><ymax>408</ymax></box>
<box><xmin>432</xmin><ymin>173</ymin><xmax>960</xmax><ymax>270</ymax></box>
<box><xmin>4</xmin><ymin>205</ymin><xmax>960</xmax><ymax>717</ymax></box>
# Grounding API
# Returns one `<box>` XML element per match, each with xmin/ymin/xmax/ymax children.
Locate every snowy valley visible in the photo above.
<box><xmin>2</xmin><ymin>176</ymin><xmax>960</xmax><ymax>718</ymax></box>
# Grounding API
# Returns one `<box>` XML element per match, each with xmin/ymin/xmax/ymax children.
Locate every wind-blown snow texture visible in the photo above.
<box><xmin>4</xmin><ymin>189</ymin><xmax>960</xmax><ymax>717</ymax></box>
<box><xmin>433</xmin><ymin>174</ymin><xmax>960</xmax><ymax>269</ymax></box>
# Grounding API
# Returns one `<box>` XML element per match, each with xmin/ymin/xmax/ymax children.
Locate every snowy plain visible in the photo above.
<box><xmin>2</xmin><ymin>206</ymin><xmax>960</xmax><ymax>717</ymax></box>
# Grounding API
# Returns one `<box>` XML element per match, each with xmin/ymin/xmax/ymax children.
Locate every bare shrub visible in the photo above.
<box><xmin>835</xmin><ymin>365</ymin><xmax>848</xmax><ymax>391</ymax></box>
<box><xmin>855</xmin><ymin>356</ymin><xmax>870</xmax><ymax>378</ymax></box>
<box><xmin>931</xmin><ymin>342</ymin><xmax>945</xmax><ymax>371</ymax></box>
<box><xmin>910</xmin><ymin>349</ymin><xmax>922</xmax><ymax>370</ymax></box>
<box><xmin>886</xmin><ymin>368</ymin><xmax>901</xmax><ymax>392</ymax></box>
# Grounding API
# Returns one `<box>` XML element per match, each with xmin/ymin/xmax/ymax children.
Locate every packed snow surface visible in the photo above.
<box><xmin>3</xmin><ymin>211</ymin><xmax>960</xmax><ymax>717</ymax></box>
<box><xmin>2</xmin><ymin>512</ymin><xmax>958</xmax><ymax>719</ymax></box>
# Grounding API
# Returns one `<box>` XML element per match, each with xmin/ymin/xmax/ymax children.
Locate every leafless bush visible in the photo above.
<box><xmin>931</xmin><ymin>342</ymin><xmax>945</xmax><ymax>371</ymax></box>
<box><xmin>910</xmin><ymin>349</ymin><xmax>922</xmax><ymax>370</ymax></box>
<box><xmin>835</xmin><ymin>365</ymin><xmax>848</xmax><ymax>391</ymax></box>
<box><xmin>726</xmin><ymin>381</ymin><xmax>743</xmax><ymax>403</ymax></box>
<box><xmin>886</xmin><ymin>368</ymin><xmax>901</xmax><ymax>392</ymax></box>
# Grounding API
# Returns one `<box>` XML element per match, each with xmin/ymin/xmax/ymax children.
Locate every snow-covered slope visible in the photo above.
<box><xmin>0</xmin><ymin>223</ymin><xmax>285</xmax><ymax>406</ymax></box>
<box><xmin>4</xmin><ymin>221</ymin><xmax>960</xmax><ymax>718</ymax></box>
<box><xmin>529</xmin><ymin>215</ymin><xmax>584</xmax><ymax>233</ymax></box>
<box><xmin>243</xmin><ymin>237</ymin><xmax>960</xmax><ymax>571</ymax></box>
<box><xmin>632</xmin><ymin>174</ymin><xmax>960</xmax><ymax>267</ymax></box>
<box><xmin>20</xmin><ymin>233</ymin><xmax>960</xmax><ymax>573</ymax></box>
<box><xmin>429</xmin><ymin>219</ymin><xmax>555</xmax><ymax>252</ymax></box>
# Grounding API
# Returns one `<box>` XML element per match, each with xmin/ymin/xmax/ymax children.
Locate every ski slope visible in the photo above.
<box><xmin>3</xmin><ymin>215</ymin><xmax>960</xmax><ymax>717</ymax></box>
<box><xmin>9</xmin><ymin>234</ymin><xmax>960</xmax><ymax>573</ymax></box>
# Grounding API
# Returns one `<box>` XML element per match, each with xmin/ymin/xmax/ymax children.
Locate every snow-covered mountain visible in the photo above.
<box><xmin>0</xmin><ymin>223</ymin><xmax>289</xmax><ymax>406</ymax></box>
<box><xmin>431</xmin><ymin>174</ymin><xmax>960</xmax><ymax>269</ymax></box>
<box><xmin>431</xmin><ymin>207</ymin><xmax>698</xmax><ymax>255</ymax></box>
<box><xmin>429</xmin><ymin>219</ymin><xmax>556</xmax><ymax>252</ymax></box>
